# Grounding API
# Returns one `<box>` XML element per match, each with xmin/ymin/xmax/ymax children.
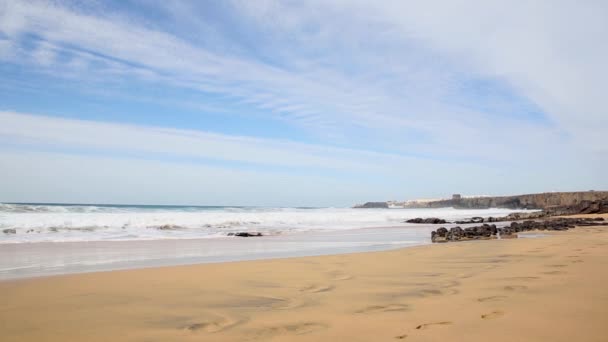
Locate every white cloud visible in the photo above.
<box><xmin>337</xmin><ymin>0</ymin><xmax>608</xmax><ymax>150</ymax></box>
<box><xmin>0</xmin><ymin>0</ymin><xmax>548</xmax><ymax>146</ymax></box>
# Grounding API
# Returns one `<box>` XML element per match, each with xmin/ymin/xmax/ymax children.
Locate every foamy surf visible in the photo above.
<box><xmin>0</xmin><ymin>203</ymin><xmax>535</xmax><ymax>244</ymax></box>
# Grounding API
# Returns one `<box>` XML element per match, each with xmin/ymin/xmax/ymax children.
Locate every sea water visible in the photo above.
<box><xmin>0</xmin><ymin>203</ymin><xmax>529</xmax><ymax>243</ymax></box>
<box><xmin>0</xmin><ymin>203</ymin><xmax>535</xmax><ymax>279</ymax></box>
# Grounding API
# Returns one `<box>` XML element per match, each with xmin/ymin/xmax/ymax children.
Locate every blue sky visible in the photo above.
<box><xmin>0</xmin><ymin>0</ymin><xmax>607</xmax><ymax>206</ymax></box>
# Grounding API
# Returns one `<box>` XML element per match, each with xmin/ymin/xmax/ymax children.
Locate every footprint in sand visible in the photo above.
<box><xmin>542</xmin><ymin>270</ymin><xmax>566</xmax><ymax>275</ymax></box>
<box><xmin>254</xmin><ymin>322</ymin><xmax>328</xmax><ymax>338</ymax></box>
<box><xmin>421</xmin><ymin>272</ymin><xmax>444</xmax><ymax>278</ymax></box>
<box><xmin>182</xmin><ymin>315</ymin><xmax>245</xmax><ymax>333</ymax></box>
<box><xmin>439</xmin><ymin>280</ymin><xmax>460</xmax><ymax>288</ymax></box>
<box><xmin>222</xmin><ymin>295</ymin><xmax>307</xmax><ymax>310</ymax></box>
<box><xmin>502</xmin><ymin>276</ymin><xmax>539</xmax><ymax>282</ymax></box>
<box><xmin>481</xmin><ymin>310</ymin><xmax>505</xmax><ymax>320</ymax></box>
<box><xmin>415</xmin><ymin>321</ymin><xmax>452</xmax><ymax>330</ymax></box>
<box><xmin>356</xmin><ymin>303</ymin><xmax>410</xmax><ymax>314</ymax></box>
<box><xmin>571</xmin><ymin>260</ymin><xmax>584</xmax><ymax>263</ymax></box>
<box><xmin>395</xmin><ymin>334</ymin><xmax>408</xmax><ymax>339</ymax></box>
<box><xmin>457</xmin><ymin>273</ymin><xmax>474</xmax><ymax>279</ymax></box>
<box><xmin>477</xmin><ymin>295</ymin><xmax>508</xmax><ymax>303</ymax></box>
<box><xmin>327</xmin><ymin>270</ymin><xmax>354</xmax><ymax>281</ymax></box>
<box><xmin>546</xmin><ymin>264</ymin><xmax>568</xmax><ymax>268</ymax></box>
<box><xmin>300</xmin><ymin>284</ymin><xmax>334</xmax><ymax>293</ymax></box>
<box><xmin>504</xmin><ymin>285</ymin><xmax>528</xmax><ymax>291</ymax></box>
<box><xmin>391</xmin><ymin>288</ymin><xmax>458</xmax><ymax>299</ymax></box>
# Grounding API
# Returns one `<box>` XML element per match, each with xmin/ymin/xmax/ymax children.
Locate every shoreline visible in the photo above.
<box><xmin>0</xmin><ymin>215</ymin><xmax>592</xmax><ymax>281</ymax></box>
<box><xmin>0</xmin><ymin>231</ymin><xmax>547</xmax><ymax>284</ymax></box>
<box><xmin>0</xmin><ymin>225</ymin><xmax>435</xmax><ymax>281</ymax></box>
<box><xmin>1</xmin><ymin>214</ymin><xmax>607</xmax><ymax>341</ymax></box>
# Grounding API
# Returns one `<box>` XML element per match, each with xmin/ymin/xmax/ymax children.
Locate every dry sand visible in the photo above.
<box><xmin>1</xmin><ymin>214</ymin><xmax>608</xmax><ymax>341</ymax></box>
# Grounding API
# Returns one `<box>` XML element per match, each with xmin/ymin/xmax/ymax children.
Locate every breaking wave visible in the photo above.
<box><xmin>0</xmin><ymin>203</ymin><xmax>534</xmax><ymax>243</ymax></box>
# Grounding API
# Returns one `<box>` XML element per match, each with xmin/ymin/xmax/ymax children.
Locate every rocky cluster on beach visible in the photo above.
<box><xmin>431</xmin><ymin>217</ymin><xmax>607</xmax><ymax>243</ymax></box>
<box><xmin>405</xmin><ymin>212</ymin><xmax>546</xmax><ymax>226</ymax></box>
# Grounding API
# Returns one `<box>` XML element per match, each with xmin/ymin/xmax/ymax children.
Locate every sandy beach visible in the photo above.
<box><xmin>1</xmin><ymin>214</ymin><xmax>607</xmax><ymax>342</ymax></box>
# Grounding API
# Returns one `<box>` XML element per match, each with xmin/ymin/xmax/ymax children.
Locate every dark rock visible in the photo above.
<box><xmin>489</xmin><ymin>224</ymin><xmax>498</xmax><ymax>235</ymax></box>
<box><xmin>471</xmin><ymin>217</ymin><xmax>484</xmax><ymax>223</ymax></box>
<box><xmin>431</xmin><ymin>227</ymin><xmax>449</xmax><ymax>243</ymax></box>
<box><xmin>447</xmin><ymin>226</ymin><xmax>464</xmax><ymax>241</ymax></box>
<box><xmin>406</xmin><ymin>217</ymin><xmax>447</xmax><ymax>224</ymax></box>
<box><xmin>455</xmin><ymin>216</ymin><xmax>490</xmax><ymax>224</ymax></box>
<box><xmin>3</xmin><ymin>228</ymin><xmax>16</xmax><ymax>234</ymax></box>
<box><xmin>229</xmin><ymin>232</ymin><xmax>263</xmax><ymax>237</ymax></box>
<box><xmin>498</xmin><ymin>227</ymin><xmax>512</xmax><ymax>235</ymax></box>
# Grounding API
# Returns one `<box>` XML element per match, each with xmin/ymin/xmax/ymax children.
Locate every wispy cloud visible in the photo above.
<box><xmin>0</xmin><ymin>111</ymin><xmax>469</xmax><ymax>173</ymax></box>
<box><xmin>0</xmin><ymin>1</ymin><xmax>560</xmax><ymax>148</ymax></box>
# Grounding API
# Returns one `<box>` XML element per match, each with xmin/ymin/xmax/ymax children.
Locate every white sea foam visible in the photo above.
<box><xmin>0</xmin><ymin>203</ymin><xmax>535</xmax><ymax>244</ymax></box>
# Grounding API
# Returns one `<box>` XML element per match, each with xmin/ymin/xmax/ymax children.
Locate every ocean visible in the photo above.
<box><xmin>1</xmin><ymin>202</ymin><xmax>528</xmax><ymax>243</ymax></box>
<box><xmin>0</xmin><ymin>203</ymin><xmax>535</xmax><ymax>279</ymax></box>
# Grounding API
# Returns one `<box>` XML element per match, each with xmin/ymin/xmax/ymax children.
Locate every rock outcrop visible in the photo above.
<box><xmin>431</xmin><ymin>217</ymin><xmax>607</xmax><ymax>243</ymax></box>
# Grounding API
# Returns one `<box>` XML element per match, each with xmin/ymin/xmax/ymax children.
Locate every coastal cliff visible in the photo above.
<box><xmin>419</xmin><ymin>191</ymin><xmax>608</xmax><ymax>210</ymax></box>
<box><xmin>353</xmin><ymin>202</ymin><xmax>389</xmax><ymax>208</ymax></box>
<box><xmin>355</xmin><ymin>191</ymin><xmax>608</xmax><ymax>211</ymax></box>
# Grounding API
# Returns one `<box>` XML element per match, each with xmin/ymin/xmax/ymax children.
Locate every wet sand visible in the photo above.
<box><xmin>1</xmin><ymin>214</ymin><xmax>607</xmax><ymax>341</ymax></box>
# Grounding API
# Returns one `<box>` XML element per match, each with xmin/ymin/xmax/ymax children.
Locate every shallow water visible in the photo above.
<box><xmin>0</xmin><ymin>226</ymin><xmax>432</xmax><ymax>280</ymax></box>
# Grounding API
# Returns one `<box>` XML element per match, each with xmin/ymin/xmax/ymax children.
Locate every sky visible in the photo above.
<box><xmin>0</xmin><ymin>0</ymin><xmax>607</xmax><ymax>206</ymax></box>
